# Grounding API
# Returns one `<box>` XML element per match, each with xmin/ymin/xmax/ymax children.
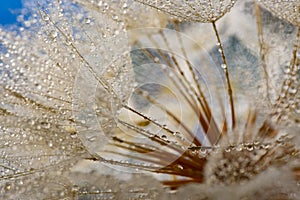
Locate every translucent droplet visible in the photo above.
<box><xmin>50</xmin><ymin>31</ymin><xmax>58</xmax><ymax>39</ymax></box>
<box><xmin>177</xmin><ymin>164</ymin><xmax>183</xmax><ymax>170</ymax></box>
<box><xmin>173</xmin><ymin>131</ymin><xmax>180</xmax><ymax>136</ymax></box>
<box><xmin>260</xmin><ymin>143</ymin><xmax>270</xmax><ymax>149</ymax></box>
<box><xmin>90</xmin><ymin>43</ymin><xmax>96</xmax><ymax>52</ymax></box>
<box><xmin>289</xmin><ymin>87</ymin><xmax>297</xmax><ymax>94</ymax></box>
<box><xmin>221</xmin><ymin>64</ymin><xmax>227</xmax><ymax>69</ymax></box>
<box><xmin>200</xmin><ymin>148</ymin><xmax>207</xmax><ymax>154</ymax></box>
<box><xmin>85</xmin><ymin>18</ymin><xmax>91</xmax><ymax>24</ymax></box>
<box><xmin>236</xmin><ymin>144</ymin><xmax>243</xmax><ymax>151</ymax></box>
<box><xmin>154</xmin><ymin>57</ymin><xmax>160</xmax><ymax>62</ymax></box>
<box><xmin>88</xmin><ymin>136</ymin><xmax>97</xmax><ymax>142</ymax></box>
<box><xmin>112</xmin><ymin>15</ymin><xmax>119</xmax><ymax>20</ymax></box>
<box><xmin>123</xmin><ymin>3</ymin><xmax>128</xmax><ymax>9</ymax></box>
<box><xmin>246</xmin><ymin>145</ymin><xmax>254</xmax><ymax>152</ymax></box>
<box><xmin>43</xmin><ymin>15</ymin><xmax>50</xmax><ymax>22</ymax></box>
<box><xmin>48</xmin><ymin>141</ymin><xmax>53</xmax><ymax>147</ymax></box>
<box><xmin>70</xmin><ymin>132</ymin><xmax>78</xmax><ymax>139</ymax></box>
<box><xmin>36</xmin><ymin>84</ymin><xmax>42</xmax><ymax>90</ymax></box>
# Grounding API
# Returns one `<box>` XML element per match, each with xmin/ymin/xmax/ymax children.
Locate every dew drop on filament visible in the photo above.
<box><xmin>221</xmin><ymin>64</ymin><xmax>227</xmax><ymax>69</ymax></box>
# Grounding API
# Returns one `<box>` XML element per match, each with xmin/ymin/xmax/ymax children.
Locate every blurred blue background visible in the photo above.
<box><xmin>0</xmin><ymin>1</ymin><xmax>23</xmax><ymax>25</ymax></box>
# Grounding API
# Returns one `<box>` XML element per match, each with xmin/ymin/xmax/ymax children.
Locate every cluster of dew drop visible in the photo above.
<box><xmin>257</xmin><ymin>0</ymin><xmax>300</xmax><ymax>27</ymax></box>
<box><xmin>0</xmin><ymin>0</ymin><xmax>135</xmax><ymax>198</ymax></box>
<box><xmin>134</xmin><ymin>0</ymin><xmax>236</xmax><ymax>22</ymax></box>
<box><xmin>109</xmin><ymin>0</ymin><xmax>300</xmax><ymax>196</ymax></box>
<box><xmin>205</xmin><ymin>134</ymin><xmax>298</xmax><ymax>185</ymax></box>
<box><xmin>268</xmin><ymin>25</ymin><xmax>300</xmax><ymax>125</ymax></box>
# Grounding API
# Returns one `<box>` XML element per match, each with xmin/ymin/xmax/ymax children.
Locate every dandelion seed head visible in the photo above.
<box><xmin>257</xmin><ymin>0</ymin><xmax>300</xmax><ymax>27</ymax></box>
<box><xmin>134</xmin><ymin>0</ymin><xmax>237</xmax><ymax>22</ymax></box>
<box><xmin>206</xmin><ymin>131</ymin><xmax>298</xmax><ymax>185</ymax></box>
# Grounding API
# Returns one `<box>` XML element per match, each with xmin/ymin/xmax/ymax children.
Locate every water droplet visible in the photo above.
<box><xmin>43</xmin><ymin>15</ymin><xmax>50</xmax><ymax>21</ymax></box>
<box><xmin>112</xmin><ymin>15</ymin><xmax>119</xmax><ymax>20</ymax></box>
<box><xmin>221</xmin><ymin>64</ymin><xmax>227</xmax><ymax>69</ymax></box>
<box><xmin>17</xmin><ymin>180</ymin><xmax>24</xmax><ymax>185</ymax></box>
<box><xmin>50</xmin><ymin>30</ymin><xmax>58</xmax><ymax>39</ymax></box>
<box><xmin>123</xmin><ymin>3</ymin><xmax>128</xmax><ymax>9</ymax></box>
<box><xmin>177</xmin><ymin>164</ymin><xmax>183</xmax><ymax>170</ymax></box>
<box><xmin>70</xmin><ymin>132</ymin><xmax>78</xmax><ymax>139</ymax></box>
<box><xmin>260</xmin><ymin>143</ymin><xmax>270</xmax><ymax>149</ymax></box>
<box><xmin>48</xmin><ymin>141</ymin><xmax>53</xmax><ymax>147</ymax></box>
<box><xmin>88</xmin><ymin>136</ymin><xmax>97</xmax><ymax>142</ymax></box>
<box><xmin>85</xmin><ymin>18</ymin><xmax>91</xmax><ymax>24</ymax></box>
<box><xmin>225</xmin><ymin>147</ymin><xmax>231</xmax><ymax>152</ymax></box>
<box><xmin>5</xmin><ymin>184</ymin><xmax>11</xmax><ymax>191</ymax></box>
<box><xmin>71</xmin><ymin>185</ymin><xmax>80</xmax><ymax>193</ymax></box>
<box><xmin>90</xmin><ymin>43</ymin><xmax>96</xmax><ymax>52</ymax></box>
<box><xmin>200</xmin><ymin>148</ymin><xmax>207</xmax><ymax>154</ymax></box>
<box><xmin>173</xmin><ymin>131</ymin><xmax>180</xmax><ymax>136</ymax></box>
<box><xmin>289</xmin><ymin>87</ymin><xmax>297</xmax><ymax>94</ymax></box>
<box><xmin>245</xmin><ymin>145</ymin><xmax>254</xmax><ymax>152</ymax></box>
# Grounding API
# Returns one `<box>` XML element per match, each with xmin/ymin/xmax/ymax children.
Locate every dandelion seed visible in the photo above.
<box><xmin>134</xmin><ymin>0</ymin><xmax>236</xmax><ymax>23</ymax></box>
<box><xmin>0</xmin><ymin>0</ymin><xmax>299</xmax><ymax>199</ymax></box>
<box><xmin>257</xmin><ymin>0</ymin><xmax>300</xmax><ymax>27</ymax></box>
